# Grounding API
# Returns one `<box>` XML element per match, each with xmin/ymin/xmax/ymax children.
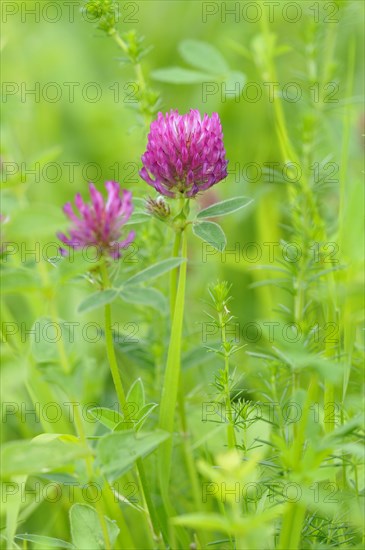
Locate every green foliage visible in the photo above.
<box><xmin>1</xmin><ymin>1</ymin><xmax>364</xmax><ymax>549</ymax></box>
<box><xmin>179</xmin><ymin>39</ymin><xmax>230</xmax><ymax>74</ymax></box>
<box><xmin>97</xmin><ymin>429</ymin><xmax>169</xmax><ymax>480</ymax></box>
<box><xmin>69</xmin><ymin>504</ymin><xmax>119</xmax><ymax>549</ymax></box>
<box><xmin>1</xmin><ymin>437</ymin><xmax>89</xmax><ymax>478</ymax></box>
<box><xmin>152</xmin><ymin>39</ymin><xmax>245</xmax><ymax>99</ymax></box>
<box><xmin>15</xmin><ymin>534</ymin><xmax>74</xmax><ymax>549</ymax></box>
<box><xmin>119</xmin><ymin>286</ymin><xmax>167</xmax><ymax>311</ymax></box>
<box><xmin>192</xmin><ymin>221</ymin><xmax>227</xmax><ymax>251</ymax></box>
<box><xmin>78</xmin><ymin>289</ymin><xmax>118</xmax><ymax>314</ymax></box>
<box><xmin>90</xmin><ymin>377</ymin><xmax>158</xmax><ymax>432</ymax></box>
<box><xmin>122</xmin><ymin>257</ymin><xmax>186</xmax><ymax>287</ymax></box>
<box><xmin>197</xmin><ymin>196</ymin><xmax>253</xmax><ymax>219</ymax></box>
<box><xmin>82</xmin><ymin>1</ymin><xmax>119</xmax><ymax>34</ymax></box>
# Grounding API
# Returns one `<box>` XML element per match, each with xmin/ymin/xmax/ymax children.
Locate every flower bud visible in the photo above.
<box><xmin>145</xmin><ymin>196</ymin><xmax>171</xmax><ymax>221</ymax></box>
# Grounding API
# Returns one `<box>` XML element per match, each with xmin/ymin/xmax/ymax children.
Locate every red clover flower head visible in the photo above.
<box><xmin>140</xmin><ymin>109</ymin><xmax>228</xmax><ymax>198</ymax></box>
<box><xmin>57</xmin><ymin>181</ymin><xmax>134</xmax><ymax>259</ymax></box>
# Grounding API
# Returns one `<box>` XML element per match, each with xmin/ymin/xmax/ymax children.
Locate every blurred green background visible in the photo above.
<box><xmin>1</xmin><ymin>0</ymin><xmax>364</xmax><ymax>545</ymax></box>
<box><xmin>2</xmin><ymin>0</ymin><xmax>364</xmax><ymax>421</ymax></box>
<box><xmin>2</xmin><ymin>0</ymin><xmax>364</xmax><ymax>416</ymax></box>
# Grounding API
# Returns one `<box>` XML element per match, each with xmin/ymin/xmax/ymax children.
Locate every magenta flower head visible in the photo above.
<box><xmin>140</xmin><ymin>109</ymin><xmax>228</xmax><ymax>198</ymax></box>
<box><xmin>57</xmin><ymin>181</ymin><xmax>134</xmax><ymax>259</ymax></box>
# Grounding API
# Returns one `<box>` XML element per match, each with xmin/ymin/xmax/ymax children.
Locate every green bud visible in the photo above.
<box><xmin>82</xmin><ymin>0</ymin><xmax>118</xmax><ymax>33</ymax></box>
<box><xmin>146</xmin><ymin>196</ymin><xmax>171</xmax><ymax>221</ymax></box>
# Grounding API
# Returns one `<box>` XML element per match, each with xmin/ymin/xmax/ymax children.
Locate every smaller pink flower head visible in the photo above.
<box><xmin>140</xmin><ymin>109</ymin><xmax>228</xmax><ymax>198</ymax></box>
<box><xmin>57</xmin><ymin>181</ymin><xmax>135</xmax><ymax>259</ymax></box>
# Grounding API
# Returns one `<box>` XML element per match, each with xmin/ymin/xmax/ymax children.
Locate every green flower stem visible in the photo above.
<box><xmin>100</xmin><ymin>260</ymin><xmax>127</xmax><ymax>408</ymax></box>
<box><xmin>110</xmin><ymin>29</ymin><xmax>128</xmax><ymax>55</ymax></box>
<box><xmin>169</xmin><ymin>223</ymin><xmax>206</xmax><ymax>544</ymax></box>
<box><xmin>110</xmin><ymin>29</ymin><xmax>151</xmax><ymax>127</ymax></box>
<box><xmin>136</xmin><ymin>457</ymin><xmax>165</xmax><ymax>546</ymax></box>
<box><xmin>279</xmin><ymin>375</ymin><xmax>317</xmax><ymax>550</ymax></box>
<box><xmin>177</xmin><ymin>388</ymin><xmax>202</xmax><ymax>507</ymax></box>
<box><xmin>158</xmin><ymin>229</ymin><xmax>188</xmax><ymax>485</ymax></box>
<box><xmin>135</xmin><ymin>61</ymin><xmax>146</xmax><ymax>93</ymax></box>
<box><xmin>76</xmin><ymin>408</ymin><xmax>134</xmax><ymax>550</ymax></box>
<box><xmin>278</xmin><ymin>502</ymin><xmax>306</xmax><ymax>550</ymax></box>
<box><xmin>100</xmin><ymin>258</ymin><xmax>162</xmax><ymax>543</ymax></box>
<box><xmin>156</xmin><ymin>227</ymin><xmax>191</xmax><ymax>548</ymax></box>
<box><xmin>169</xmin><ymin>230</ymin><xmax>182</xmax><ymax>318</ymax></box>
<box><xmin>169</xmin><ymin>196</ymin><xmax>186</xmax><ymax>318</ymax></box>
<box><xmin>101</xmin><ymin>482</ymin><xmax>135</xmax><ymax>550</ymax></box>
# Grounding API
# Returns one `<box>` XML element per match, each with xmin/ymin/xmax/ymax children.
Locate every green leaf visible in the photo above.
<box><xmin>134</xmin><ymin>403</ymin><xmax>158</xmax><ymax>432</ymax></box>
<box><xmin>126</xmin><ymin>377</ymin><xmax>145</xmax><ymax>409</ymax></box>
<box><xmin>124</xmin><ymin>212</ymin><xmax>150</xmax><ymax>225</ymax></box>
<box><xmin>223</xmin><ymin>70</ymin><xmax>246</xmax><ymax>98</ymax></box>
<box><xmin>70</xmin><ymin>504</ymin><xmax>119</xmax><ymax>550</ymax></box>
<box><xmin>97</xmin><ymin>430</ymin><xmax>169</xmax><ymax>480</ymax></box>
<box><xmin>173</xmin><ymin>510</ymin><xmax>280</xmax><ymax>534</ymax></box>
<box><xmin>54</xmin><ymin>252</ymin><xmax>99</xmax><ymax>283</ymax></box>
<box><xmin>15</xmin><ymin>534</ymin><xmax>74</xmax><ymax>549</ymax></box>
<box><xmin>151</xmin><ymin>67</ymin><xmax>215</xmax><ymax>84</ymax></box>
<box><xmin>123</xmin><ymin>257</ymin><xmax>185</xmax><ymax>287</ymax></box>
<box><xmin>32</xmin><ymin>433</ymin><xmax>80</xmax><ymax>444</ymax></box>
<box><xmin>119</xmin><ymin>286</ymin><xmax>167</xmax><ymax>311</ymax></box>
<box><xmin>172</xmin><ymin>513</ymin><xmax>231</xmax><ymax>532</ymax></box>
<box><xmin>192</xmin><ymin>221</ymin><xmax>226</xmax><ymax>251</ymax></box>
<box><xmin>197</xmin><ymin>196</ymin><xmax>253</xmax><ymax>219</ymax></box>
<box><xmin>132</xmin><ymin>197</ymin><xmax>148</xmax><ymax>211</ymax></box>
<box><xmin>179</xmin><ymin>39</ymin><xmax>229</xmax><ymax>74</ymax></box>
<box><xmin>1</xmin><ymin>439</ymin><xmax>90</xmax><ymax>479</ymax></box>
<box><xmin>227</xmin><ymin>39</ymin><xmax>251</xmax><ymax>59</ymax></box>
<box><xmin>37</xmin><ymin>472</ymin><xmax>78</xmax><ymax>484</ymax></box>
<box><xmin>88</xmin><ymin>407</ymin><xmax>124</xmax><ymax>430</ymax></box>
<box><xmin>78</xmin><ymin>289</ymin><xmax>118</xmax><ymax>314</ymax></box>
<box><xmin>6</xmin><ymin>475</ymin><xmax>26</xmax><ymax>549</ymax></box>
